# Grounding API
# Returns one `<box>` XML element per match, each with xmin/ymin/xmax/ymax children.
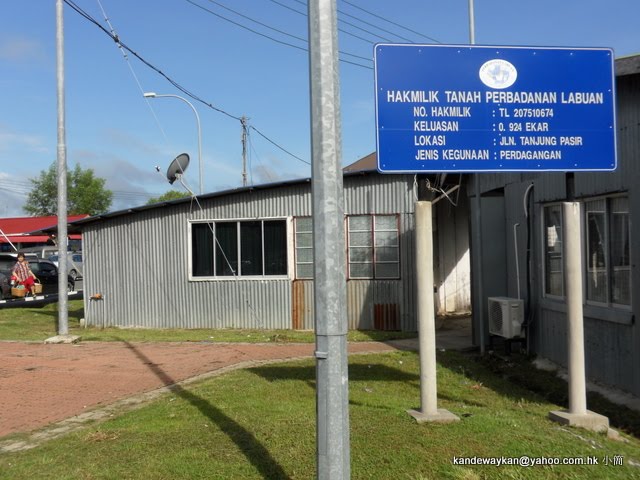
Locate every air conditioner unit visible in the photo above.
<box><xmin>488</xmin><ymin>297</ymin><xmax>524</xmax><ymax>339</ymax></box>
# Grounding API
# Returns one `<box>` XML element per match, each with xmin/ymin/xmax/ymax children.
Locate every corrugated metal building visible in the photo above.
<box><xmin>468</xmin><ymin>54</ymin><xmax>640</xmax><ymax>396</ymax></box>
<box><xmin>76</xmin><ymin>156</ymin><xmax>471</xmax><ymax>332</ymax></box>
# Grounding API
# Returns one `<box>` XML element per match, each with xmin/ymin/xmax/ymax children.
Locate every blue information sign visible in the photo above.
<box><xmin>374</xmin><ymin>45</ymin><xmax>617</xmax><ymax>173</ymax></box>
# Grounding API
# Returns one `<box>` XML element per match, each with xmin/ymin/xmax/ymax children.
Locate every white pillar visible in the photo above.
<box><xmin>549</xmin><ymin>202</ymin><xmax>609</xmax><ymax>432</ymax></box>
<box><xmin>408</xmin><ymin>201</ymin><xmax>459</xmax><ymax>423</ymax></box>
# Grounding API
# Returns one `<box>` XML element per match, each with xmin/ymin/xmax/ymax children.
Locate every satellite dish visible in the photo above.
<box><xmin>166</xmin><ymin>153</ymin><xmax>190</xmax><ymax>185</ymax></box>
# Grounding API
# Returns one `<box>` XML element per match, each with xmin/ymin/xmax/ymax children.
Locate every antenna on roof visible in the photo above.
<box><xmin>165</xmin><ymin>153</ymin><xmax>195</xmax><ymax>196</ymax></box>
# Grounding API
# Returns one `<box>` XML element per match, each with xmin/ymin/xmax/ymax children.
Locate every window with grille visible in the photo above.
<box><xmin>294</xmin><ymin>217</ymin><xmax>313</xmax><ymax>279</ymax></box>
<box><xmin>347</xmin><ymin>215</ymin><xmax>400</xmax><ymax>279</ymax></box>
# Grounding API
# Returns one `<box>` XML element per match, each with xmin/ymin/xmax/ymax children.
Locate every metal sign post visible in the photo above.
<box><xmin>56</xmin><ymin>0</ymin><xmax>69</xmax><ymax>336</ymax></box>
<box><xmin>308</xmin><ymin>0</ymin><xmax>350</xmax><ymax>478</ymax></box>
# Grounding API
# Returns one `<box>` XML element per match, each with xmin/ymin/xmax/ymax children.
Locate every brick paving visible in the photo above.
<box><xmin>0</xmin><ymin>340</ymin><xmax>400</xmax><ymax>439</ymax></box>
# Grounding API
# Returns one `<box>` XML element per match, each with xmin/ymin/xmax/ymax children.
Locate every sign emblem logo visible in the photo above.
<box><xmin>479</xmin><ymin>59</ymin><xmax>517</xmax><ymax>89</ymax></box>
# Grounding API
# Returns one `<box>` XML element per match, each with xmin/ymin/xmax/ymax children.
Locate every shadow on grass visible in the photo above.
<box><xmin>248</xmin><ymin>362</ymin><xmax>419</xmax><ymax>391</ymax></box>
<box><xmin>119</xmin><ymin>339</ymin><xmax>291</xmax><ymax>479</ymax></box>
<box><xmin>35</xmin><ymin>305</ymin><xmax>84</xmax><ymax>322</ymax></box>
<box><xmin>438</xmin><ymin>350</ymin><xmax>640</xmax><ymax>438</ymax></box>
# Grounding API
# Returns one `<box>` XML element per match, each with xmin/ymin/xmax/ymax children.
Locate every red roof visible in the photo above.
<box><xmin>0</xmin><ymin>215</ymin><xmax>88</xmax><ymax>244</ymax></box>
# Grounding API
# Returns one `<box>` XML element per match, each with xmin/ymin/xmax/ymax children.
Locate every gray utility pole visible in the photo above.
<box><xmin>468</xmin><ymin>0</ymin><xmax>485</xmax><ymax>354</ymax></box>
<box><xmin>56</xmin><ymin>0</ymin><xmax>69</xmax><ymax>336</ymax></box>
<box><xmin>308</xmin><ymin>0</ymin><xmax>350</xmax><ymax>478</ymax></box>
<box><xmin>241</xmin><ymin>116</ymin><xmax>248</xmax><ymax>187</ymax></box>
<box><xmin>549</xmin><ymin>203</ymin><xmax>609</xmax><ymax>432</ymax></box>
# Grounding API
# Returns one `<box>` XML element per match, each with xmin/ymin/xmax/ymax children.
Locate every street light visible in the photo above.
<box><xmin>143</xmin><ymin>92</ymin><xmax>203</xmax><ymax>194</ymax></box>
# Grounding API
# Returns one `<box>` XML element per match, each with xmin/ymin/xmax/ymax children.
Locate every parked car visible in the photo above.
<box><xmin>47</xmin><ymin>252</ymin><xmax>83</xmax><ymax>280</ymax></box>
<box><xmin>0</xmin><ymin>271</ymin><xmax>10</xmax><ymax>300</ymax></box>
<box><xmin>20</xmin><ymin>245</ymin><xmax>60</xmax><ymax>259</ymax></box>
<box><xmin>28</xmin><ymin>259</ymin><xmax>76</xmax><ymax>295</ymax></box>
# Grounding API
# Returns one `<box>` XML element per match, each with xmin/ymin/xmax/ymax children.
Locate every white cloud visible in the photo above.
<box><xmin>0</xmin><ymin>172</ymin><xmax>28</xmax><ymax>217</ymax></box>
<box><xmin>0</xmin><ymin>129</ymin><xmax>48</xmax><ymax>154</ymax></box>
<box><xmin>0</xmin><ymin>36</ymin><xmax>44</xmax><ymax>63</ymax></box>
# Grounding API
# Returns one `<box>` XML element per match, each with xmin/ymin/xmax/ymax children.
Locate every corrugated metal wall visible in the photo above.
<box><xmin>469</xmin><ymin>71</ymin><xmax>640</xmax><ymax>396</ymax></box>
<box><xmin>83</xmin><ymin>175</ymin><xmax>430</xmax><ymax>331</ymax></box>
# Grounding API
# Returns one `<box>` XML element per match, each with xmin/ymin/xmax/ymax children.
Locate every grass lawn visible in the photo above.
<box><xmin>1</xmin><ymin>350</ymin><xmax>640</xmax><ymax>479</ymax></box>
<box><xmin>0</xmin><ymin>300</ymin><xmax>415</xmax><ymax>343</ymax></box>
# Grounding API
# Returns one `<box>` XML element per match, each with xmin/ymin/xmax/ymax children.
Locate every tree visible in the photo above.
<box><xmin>146</xmin><ymin>190</ymin><xmax>190</xmax><ymax>205</ymax></box>
<box><xmin>24</xmin><ymin>163</ymin><xmax>113</xmax><ymax>216</ymax></box>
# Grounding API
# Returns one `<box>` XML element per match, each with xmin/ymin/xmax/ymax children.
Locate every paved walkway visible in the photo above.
<box><xmin>0</xmin><ymin>317</ymin><xmax>472</xmax><ymax>452</ymax></box>
<box><xmin>0</xmin><ymin>342</ymin><xmax>406</xmax><ymax>442</ymax></box>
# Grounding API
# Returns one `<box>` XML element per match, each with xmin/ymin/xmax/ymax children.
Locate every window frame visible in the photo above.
<box><xmin>583</xmin><ymin>194</ymin><xmax>631</xmax><ymax>309</ymax></box>
<box><xmin>294</xmin><ymin>216</ymin><xmax>314</xmax><ymax>280</ymax></box>
<box><xmin>542</xmin><ymin>203</ymin><xmax>565</xmax><ymax>299</ymax></box>
<box><xmin>347</xmin><ymin>214</ymin><xmax>400</xmax><ymax>280</ymax></box>
<box><xmin>541</xmin><ymin>195</ymin><xmax>631</xmax><ymax>310</ymax></box>
<box><xmin>189</xmin><ymin>217</ymin><xmax>290</xmax><ymax>281</ymax></box>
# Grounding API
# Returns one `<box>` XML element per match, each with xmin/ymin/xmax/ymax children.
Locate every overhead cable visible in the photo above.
<box><xmin>184</xmin><ymin>0</ymin><xmax>373</xmax><ymax>65</ymax></box>
<box><xmin>341</xmin><ymin>0</ymin><xmax>442</xmax><ymax>44</ymax></box>
<box><xmin>95</xmin><ymin>0</ymin><xmax>170</xmax><ymax>146</ymax></box>
<box><xmin>63</xmin><ymin>0</ymin><xmax>310</xmax><ymax>166</ymax></box>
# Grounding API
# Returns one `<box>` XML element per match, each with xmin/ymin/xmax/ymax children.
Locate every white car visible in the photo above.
<box><xmin>47</xmin><ymin>253</ymin><xmax>83</xmax><ymax>281</ymax></box>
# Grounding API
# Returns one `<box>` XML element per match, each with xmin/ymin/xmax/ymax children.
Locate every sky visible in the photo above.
<box><xmin>1</xmin><ymin>0</ymin><xmax>638</xmax><ymax>217</ymax></box>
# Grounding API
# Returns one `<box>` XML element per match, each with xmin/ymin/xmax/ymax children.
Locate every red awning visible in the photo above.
<box><xmin>0</xmin><ymin>234</ymin><xmax>82</xmax><ymax>244</ymax></box>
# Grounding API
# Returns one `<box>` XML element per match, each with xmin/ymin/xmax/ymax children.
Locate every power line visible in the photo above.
<box><xmin>95</xmin><ymin>0</ymin><xmax>170</xmax><ymax>147</ymax></box>
<box><xmin>63</xmin><ymin>0</ymin><xmax>311</xmax><ymax>167</ymax></box>
<box><xmin>286</xmin><ymin>0</ymin><xmax>399</xmax><ymax>43</ymax></box>
<box><xmin>183</xmin><ymin>0</ymin><xmax>373</xmax><ymax>65</ymax></box>
<box><xmin>249</xmin><ymin>125</ymin><xmax>310</xmax><ymax>165</ymax></box>
<box><xmin>334</xmin><ymin>1</ymin><xmax>414</xmax><ymax>42</ymax></box>
<box><xmin>341</xmin><ymin>0</ymin><xmax>441</xmax><ymax>44</ymax></box>
<box><xmin>267</xmin><ymin>0</ymin><xmax>385</xmax><ymax>46</ymax></box>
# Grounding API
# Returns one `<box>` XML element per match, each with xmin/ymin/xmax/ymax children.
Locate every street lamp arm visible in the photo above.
<box><xmin>143</xmin><ymin>92</ymin><xmax>203</xmax><ymax>195</ymax></box>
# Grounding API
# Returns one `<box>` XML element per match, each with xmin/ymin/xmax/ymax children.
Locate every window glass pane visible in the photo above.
<box><xmin>544</xmin><ymin>205</ymin><xmax>563</xmax><ymax>296</ymax></box>
<box><xmin>350</xmin><ymin>263</ymin><xmax>373</xmax><ymax>278</ymax></box>
<box><xmin>297</xmin><ymin>248</ymin><xmax>313</xmax><ymax>263</ymax></box>
<box><xmin>376</xmin><ymin>246</ymin><xmax>399</xmax><ymax>262</ymax></box>
<box><xmin>295</xmin><ymin>217</ymin><xmax>313</xmax><ymax>279</ymax></box>
<box><xmin>586</xmin><ymin>201</ymin><xmax>607</xmax><ymax>303</ymax></box>
<box><xmin>295</xmin><ymin>217</ymin><xmax>312</xmax><ymax>233</ymax></box>
<box><xmin>350</xmin><ymin>231</ymin><xmax>372</xmax><ymax>247</ymax></box>
<box><xmin>349</xmin><ymin>216</ymin><xmax>371</xmax><ymax>231</ymax></box>
<box><xmin>374</xmin><ymin>215</ymin><xmax>397</xmax><ymax>230</ymax></box>
<box><xmin>375</xmin><ymin>263</ymin><xmax>399</xmax><ymax>279</ymax></box>
<box><xmin>296</xmin><ymin>264</ymin><xmax>314</xmax><ymax>279</ymax></box>
<box><xmin>240</xmin><ymin>221</ymin><xmax>263</xmax><ymax>275</ymax></box>
<box><xmin>375</xmin><ymin>230</ymin><xmax>398</xmax><ymax>247</ymax></box>
<box><xmin>215</xmin><ymin>222</ymin><xmax>238</xmax><ymax>276</ymax></box>
<box><xmin>296</xmin><ymin>232</ymin><xmax>313</xmax><ymax>248</ymax></box>
<box><xmin>192</xmin><ymin>223</ymin><xmax>214</xmax><ymax>276</ymax></box>
<box><xmin>610</xmin><ymin>198</ymin><xmax>630</xmax><ymax>305</ymax></box>
<box><xmin>349</xmin><ymin>247</ymin><xmax>373</xmax><ymax>263</ymax></box>
<box><xmin>264</xmin><ymin>220</ymin><xmax>287</xmax><ymax>275</ymax></box>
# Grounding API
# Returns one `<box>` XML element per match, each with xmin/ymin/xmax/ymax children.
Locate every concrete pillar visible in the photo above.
<box><xmin>408</xmin><ymin>201</ymin><xmax>459</xmax><ymax>423</ymax></box>
<box><xmin>549</xmin><ymin>202</ymin><xmax>609</xmax><ymax>432</ymax></box>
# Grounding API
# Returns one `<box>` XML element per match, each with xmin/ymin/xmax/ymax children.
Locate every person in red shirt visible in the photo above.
<box><xmin>12</xmin><ymin>253</ymin><xmax>37</xmax><ymax>297</ymax></box>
